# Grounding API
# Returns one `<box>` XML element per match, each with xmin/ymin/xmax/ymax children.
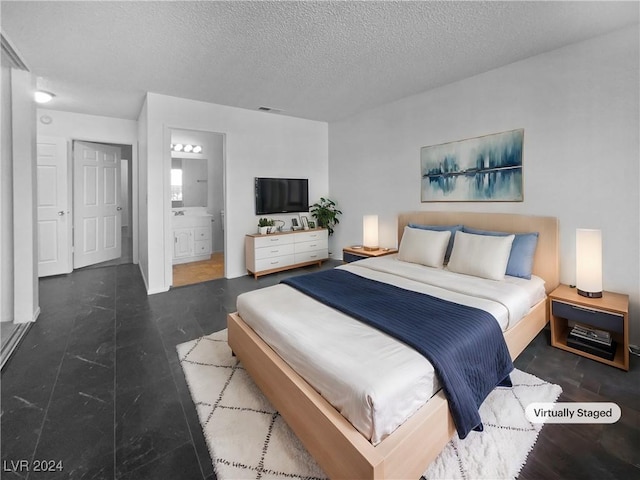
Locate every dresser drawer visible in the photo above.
<box><xmin>295</xmin><ymin>251</ymin><xmax>327</xmax><ymax>264</ymax></box>
<box><xmin>551</xmin><ymin>300</ymin><xmax>624</xmax><ymax>334</ymax></box>
<box><xmin>255</xmin><ymin>254</ymin><xmax>295</xmax><ymax>272</ymax></box>
<box><xmin>253</xmin><ymin>234</ymin><xmax>294</xmax><ymax>248</ymax></box>
<box><xmin>294</xmin><ymin>230</ymin><xmax>328</xmax><ymax>243</ymax></box>
<box><xmin>294</xmin><ymin>238</ymin><xmax>328</xmax><ymax>254</ymax></box>
<box><xmin>255</xmin><ymin>243</ymin><xmax>295</xmax><ymax>260</ymax></box>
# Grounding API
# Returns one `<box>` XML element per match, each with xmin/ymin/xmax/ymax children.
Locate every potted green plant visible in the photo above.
<box><xmin>258</xmin><ymin>218</ymin><xmax>275</xmax><ymax>234</ymax></box>
<box><xmin>310</xmin><ymin>197</ymin><xmax>342</xmax><ymax>236</ymax></box>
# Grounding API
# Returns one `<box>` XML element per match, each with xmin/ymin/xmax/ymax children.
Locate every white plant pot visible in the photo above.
<box><xmin>258</xmin><ymin>226</ymin><xmax>269</xmax><ymax>235</ymax></box>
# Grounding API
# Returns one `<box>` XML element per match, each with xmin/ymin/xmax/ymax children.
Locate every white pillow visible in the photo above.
<box><xmin>398</xmin><ymin>226</ymin><xmax>451</xmax><ymax>268</ymax></box>
<box><xmin>447</xmin><ymin>231</ymin><xmax>515</xmax><ymax>281</ymax></box>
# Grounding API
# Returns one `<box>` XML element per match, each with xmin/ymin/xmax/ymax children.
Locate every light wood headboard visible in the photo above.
<box><xmin>398</xmin><ymin>212</ymin><xmax>559</xmax><ymax>294</ymax></box>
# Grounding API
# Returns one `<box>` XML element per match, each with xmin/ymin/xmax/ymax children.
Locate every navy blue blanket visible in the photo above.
<box><xmin>281</xmin><ymin>269</ymin><xmax>513</xmax><ymax>439</ymax></box>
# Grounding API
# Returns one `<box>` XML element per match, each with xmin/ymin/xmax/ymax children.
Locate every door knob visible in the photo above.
<box><xmin>58</xmin><ymin>211</ymin><xmax>65</xmax><ymax>216</ymax></box>
<box><xmin>116</xmin><ymin>207</ymin><xmax>122</xmax><ymax>211</ymax></box>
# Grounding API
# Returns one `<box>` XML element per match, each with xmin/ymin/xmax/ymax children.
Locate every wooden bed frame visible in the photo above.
<box><xmin>228</xmin><ymin>212</ymin><xmax>559</xmax><ymax>479</ymax></box>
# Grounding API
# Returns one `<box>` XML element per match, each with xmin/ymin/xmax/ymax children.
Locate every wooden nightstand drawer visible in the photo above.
<box><xmin>551</xmin><ymin>300</ymin><xmax>624</xmax><ymax>334</ymax></box>
<box><xmin>342</xmin><ymin>246</ymin><xmax>398</xmax><ymax>263</ymax></box>
<box><xmin>343</xmin><ymin>251</ymin><xmax>365</xmax><ymax>263</ymax></box>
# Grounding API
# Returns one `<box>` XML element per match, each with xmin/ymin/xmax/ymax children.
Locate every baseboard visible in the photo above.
<box><xmin>138</xmin><ymin>263</ymin><xmax>152</xmax><ymax>294</ymax></box>
<box><xmin>1</xmin><ymin>322</ymin><xmax>31</xmax><ymax>371</ymax></box>
<box><xmin>147</xmin><ymin>286</ymin><xmax>170</xmax><ymax>295</ymax></box>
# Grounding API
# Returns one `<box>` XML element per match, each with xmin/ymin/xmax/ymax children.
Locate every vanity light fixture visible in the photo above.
<box><xmin>170</xmin><ymin>144</ymin><xmax>202</xmax><ymax>154</ymax></box>
<box><xmin>34</xmin><ymin>90</ymin><xmax>55</xmax><ymax>104</ymax></box>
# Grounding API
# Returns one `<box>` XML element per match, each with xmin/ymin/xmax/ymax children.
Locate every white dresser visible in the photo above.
<box><xmin>245</xmin><ymin>229</ymin><xmax>329</xmax><ymax>278</ymax></box>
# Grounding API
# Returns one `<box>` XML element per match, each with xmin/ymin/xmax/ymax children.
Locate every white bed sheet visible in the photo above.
<box><xmin>236</xmin><ymin>256</ymin><xmax>543</xmax><ymax>445</ymax></box>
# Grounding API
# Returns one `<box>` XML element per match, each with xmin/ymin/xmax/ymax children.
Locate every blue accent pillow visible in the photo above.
<box><xmin>408</xmin><ymin>224</ymin><xmax>463</xmax><ymax>262</ymax></box>
<box><xmin>462</xmin><ymin>227</ymin><xmax>539</xmax><ymax>279</ymax></box>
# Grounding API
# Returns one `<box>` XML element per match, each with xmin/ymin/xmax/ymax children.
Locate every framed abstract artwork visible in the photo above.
<box><xmin>421</xmin><ymin>129</ymin><xmax>524</xmax><ymax>202</ymax></box>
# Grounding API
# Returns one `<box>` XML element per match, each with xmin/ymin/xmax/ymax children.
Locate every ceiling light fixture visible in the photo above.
<box><xmin>192</xmin><ymin>145</ymin><xmax>202</xmax><ymax>154</ymax></box>
<box><xmin>183</xmin><ymin>144</ymin><xmax>193</xmax><ymax>153</ymax></box>
<box><xmin>34</xmin><ymin>90</ymin><xmax>55</xmax><ymax>104</ymax></box>
<box><xmin>172</xmin><ymin>143</ymin><xmax>184</xmax><ymax>152</ymax></box>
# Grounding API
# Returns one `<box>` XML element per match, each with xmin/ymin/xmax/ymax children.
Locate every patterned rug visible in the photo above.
<box><xmin>177</xmin><ymin>330</ymin><xmax>562</xmax><ymax>480</ymax></box>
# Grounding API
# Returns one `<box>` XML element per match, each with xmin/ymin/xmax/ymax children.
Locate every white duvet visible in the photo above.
<box><xmin>236</xmin><ymin>255</ymin><xmax>544</xmax><ymax>445</ymax></box>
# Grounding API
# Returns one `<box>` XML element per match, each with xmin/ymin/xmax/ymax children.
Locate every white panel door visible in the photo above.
<box><xmin>37</xmin><ymin>136</ymin><xmax>72</xmax><ymax>277</ymax></box>
<box><xmin>73</xmin><ymin>141</ymin><xmax>122</xmax><ymax>268</ymax></box>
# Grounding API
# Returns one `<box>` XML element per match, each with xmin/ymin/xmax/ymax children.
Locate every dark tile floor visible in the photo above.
<box><xmin>1</xmin><ymin>261</ymin><xmax>638</xmax><ymax>479</ymax></box>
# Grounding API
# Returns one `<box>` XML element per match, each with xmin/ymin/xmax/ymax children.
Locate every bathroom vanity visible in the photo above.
<box><xmin>172</xmin><ymin>207</ymin><xmax>213</xmax><ymax>264</ymax></box>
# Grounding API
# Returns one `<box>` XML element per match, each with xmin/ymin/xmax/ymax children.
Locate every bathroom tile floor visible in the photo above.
<box><xmin>1</xmin><ymin>261</ymin><xmax>638</xmax><ymax>479</ymax></box>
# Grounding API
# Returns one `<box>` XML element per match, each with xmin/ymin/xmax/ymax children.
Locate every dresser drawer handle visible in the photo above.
<box><xmin>309</xmin><ymin>244</ymin><xmax>317</xmax><ymax>247</ymax></box>
<box><xmin>270</xmin><ymin>261</ymin><xmax>279</xmax><ymax>265</ymax></box>
<box><xmin>270</xmin><ymin>250</ymin><xmax>279</xmax><ymax>253</ymax></box>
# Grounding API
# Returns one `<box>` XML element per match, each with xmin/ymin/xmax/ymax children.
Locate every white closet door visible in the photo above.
<box><xmin>73</xmin><ymin>141</ymin><xmax>121</xmax><ymax>268</ymax></box>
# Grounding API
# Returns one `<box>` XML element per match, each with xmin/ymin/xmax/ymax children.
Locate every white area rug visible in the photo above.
<box><xmin>177</xmin><ymin>330</ymin><xmax>562</xmax><ymax>480</ymax></box>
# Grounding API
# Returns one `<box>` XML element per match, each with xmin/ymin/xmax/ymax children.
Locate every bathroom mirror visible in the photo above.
<box><xmin>171</xmin><ymin>158</ymin><xmax>208</xmax><ymax>208</ymax></box>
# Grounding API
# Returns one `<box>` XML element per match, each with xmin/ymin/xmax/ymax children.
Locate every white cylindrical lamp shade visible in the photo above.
<box><xmin>576</xmin><ymin>228</ymin><xmax>602</xmax><ymax>298</ymax></box>
<box><xmin>363</xmin><ymin>215</ymin><xmax>379</xmax><ymax>251</ymax></box>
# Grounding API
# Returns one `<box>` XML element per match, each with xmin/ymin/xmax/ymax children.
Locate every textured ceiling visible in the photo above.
<box><xmin>2</xmin><ymin>1</ymin><xmax>638</xmax><ymax>121</ymax></box>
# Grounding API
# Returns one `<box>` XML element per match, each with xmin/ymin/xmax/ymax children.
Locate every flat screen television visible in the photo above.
<box><xmin>255</xmin><ymin>177</ymin><xmax>309</xmax><ymax>215</ymax></box>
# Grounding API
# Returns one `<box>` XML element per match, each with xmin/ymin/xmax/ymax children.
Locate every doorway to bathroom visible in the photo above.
<box><xmin>169</xmin><ymin>128</ymin><xmax>225</xmax><ymax>287</ymax></box>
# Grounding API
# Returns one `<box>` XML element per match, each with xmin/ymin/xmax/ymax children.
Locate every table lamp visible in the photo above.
<box><xmin>363</xmin><ymin>215</ymin><xmax>379</xmax><ymax>251</ymax></box>
<box><xmin>576</xmin><ymin>228</ymin><xmax>603</xmax><ymax>298</ymax></box>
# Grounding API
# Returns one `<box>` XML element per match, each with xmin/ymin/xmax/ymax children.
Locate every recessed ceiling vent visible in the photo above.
<box><xmin>258</xmin><ymin>106</ymin><xmax>282</xmax><ymax>114</ymax></box>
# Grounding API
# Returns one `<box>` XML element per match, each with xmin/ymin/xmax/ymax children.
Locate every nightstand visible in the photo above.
<box><xmin>342</xmin><ymin>246</ymin><xmax>398</xmax><ymax>263</ymax></box>
<box><xmin>549</xmin><ymin>284</ymin><xmax>629</xmax><ymax>371</ymax></box>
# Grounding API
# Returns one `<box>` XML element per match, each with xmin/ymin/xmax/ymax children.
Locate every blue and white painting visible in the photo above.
<box><xmin>421</xmin><ymin>129</ymin><xmax>524</xmax><ymax>202</ymax></box>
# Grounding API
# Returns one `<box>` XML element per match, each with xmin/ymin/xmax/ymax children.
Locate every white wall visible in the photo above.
<box><xmin>37</xmin><ymin>109</ymin><xmax>138</xmax><ymax>145</ymax></box>
<box><xmin>207</xmin><ymin>134</ymin><xmax>225</xmax><ymax>253</ymax></box>
<box><xmin>11</xmin><ymin>68</ymin><xmax>39</xmax><ymax>323</ymax></box>
<box><xmin>139</xmin><ymin>93</ymin><xmax>328</xmax><ymax>292</ymax></box>
<box><xmin>137</xmin><ymin>99</ymin><xmax>149</xmax><ymax>290</ymax></box>
<box><xmin>1</xmin><ymin>59</ymin><xmax>14</xmax><ymax>323</ymax></box>
<box><xmin>328</xmin><ymin>26</ymin><xmax>640</xmax><ymax>343</ymax></box>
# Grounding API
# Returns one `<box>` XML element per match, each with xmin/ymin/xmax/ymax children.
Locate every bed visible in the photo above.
<box><xmin>228</xmin><ymin>212</ymin><xmax>559</xmax><ymax>479</ymax></box>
